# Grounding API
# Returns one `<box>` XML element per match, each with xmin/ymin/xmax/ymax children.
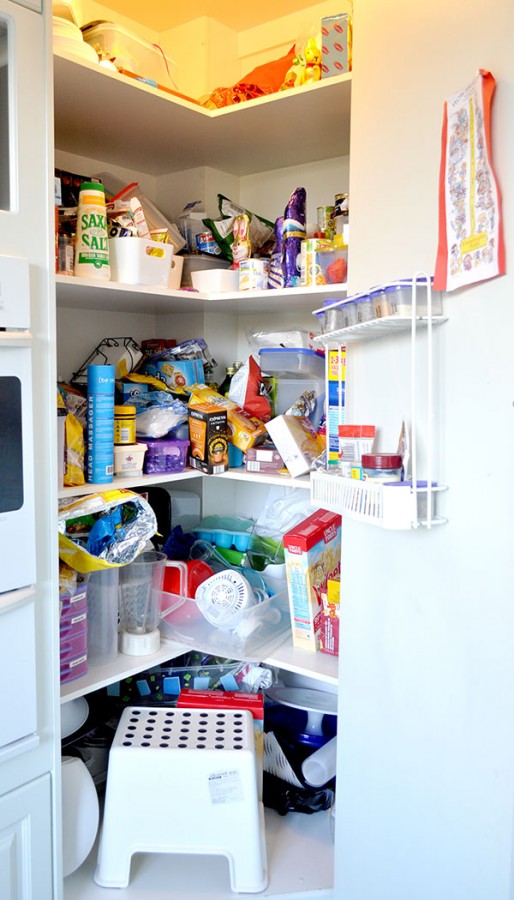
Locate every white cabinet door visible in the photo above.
<box><xmin>0</xmin><ymin>775</ymin><xmax>53</xmax><ymax>899</ymax></box>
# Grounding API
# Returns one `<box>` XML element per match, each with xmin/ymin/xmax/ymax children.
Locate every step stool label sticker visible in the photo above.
<box><xmin>208</xmin><ymin>769</ymin><xmax>243</xmax><ymax>804</ymax></box>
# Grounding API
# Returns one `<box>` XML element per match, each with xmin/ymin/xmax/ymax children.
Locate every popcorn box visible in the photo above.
<box><xmin>283</xmin><ymin>509</ymin><xmax>342</xmax><ymax>651</ymax></box>
<box><xmin>265</xmin><ymin>414</ymin><xmax>324</xmax><ymax>477</ymax></box>
<box><xmin>321</xmin><ymin>13</ymin><xmax>352</xmax><ymax>78</ymax></box>
<box><xmin>319</xmin><ymin>578</ymin><xmax>340</xmax><ymax>657</ymax></box>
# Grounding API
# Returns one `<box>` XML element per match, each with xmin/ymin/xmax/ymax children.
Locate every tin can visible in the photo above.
<box><xmin>334</xmin><ymin>193</ymin><xmax>349</xmax><ymax>217</ymax></box>
<box><xmin>316</xmin><ymin>205</ymin><xmax>335</xmax><ymax>239</ymax></box>
<box><xmin>196</xmin><ymin>231</ymin><xmax>221</xmax><ymax>255</ymax></box>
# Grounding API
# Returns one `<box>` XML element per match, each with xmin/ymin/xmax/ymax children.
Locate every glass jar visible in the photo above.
<box><xmin>361</xmin><ymin>453</ymin><xmax>403</xmax><ymax>482</ymax></box>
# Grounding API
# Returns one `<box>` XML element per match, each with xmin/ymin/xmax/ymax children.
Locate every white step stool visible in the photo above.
<box><xmin>94</xmin><ymin>705</ymin><xmax>268</xmax><ymax>893</ymax></box>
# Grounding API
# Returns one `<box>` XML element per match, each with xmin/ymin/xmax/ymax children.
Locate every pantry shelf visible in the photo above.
<box><xmin>54</xmin><ymin>52</ymin><xmax>351</xmax><ymax>177</ymax></box>
<box><xmin>212</xmin><ymin>469</ymin><xmax>311</xmax><ymax>490</ymax></box>
<box><xmin>60</xmin><ymin>638</ymin><xmax>190</xmax><ymax>702</ymax></box>
<box><xmin>57</xmin><ymin>468</ymin><xmax>201</xmax><ymax>500</ymax></box>
<box><xmin>55</xmin><ymin>274</ymin><xmax>347</xmax><ymax>315</ymax></box>
<box><xmin>313</xmin><ymin>313</ymin><xmax>448</xmax><ymax>344</ymax></box>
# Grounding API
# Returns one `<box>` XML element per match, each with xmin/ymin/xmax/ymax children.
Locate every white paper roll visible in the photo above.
<box><xmin>301</xmin><ymin>735</ymin><xmax>337</xmax><ymax>787</ymax></box>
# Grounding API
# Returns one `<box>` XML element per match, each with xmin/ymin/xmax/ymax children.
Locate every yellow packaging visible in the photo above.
<box><xmin>187</xmin><ymin>383</ymin><xmax>267</xmax><ymax>452</ymax></box>
<box><xmin>63</xmin><ymin>412</ymin><xmax>85</xmax><ymax>486</ymax></box>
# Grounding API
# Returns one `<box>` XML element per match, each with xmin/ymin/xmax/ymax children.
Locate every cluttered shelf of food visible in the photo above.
<box><xmin>55</xmin><ymin>273</ymin><xmax>348</xmax><ymax>316</ymax></box>
<box><xmin>54</xmin><ymin>52</ymin><xmax>351</xmax><ymax>178</ymax></box>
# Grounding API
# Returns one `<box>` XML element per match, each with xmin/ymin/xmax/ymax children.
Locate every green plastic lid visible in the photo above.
<box><xmin>79</xmin><ymin>181</ymin><xmax>104</xmax><ymax>192</ymax></box>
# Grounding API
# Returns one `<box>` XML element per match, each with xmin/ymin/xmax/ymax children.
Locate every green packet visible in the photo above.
<box><xmin>202</xmin><ymin>194</ymin><xmax>274</xmax><ymax>263</ymax></box>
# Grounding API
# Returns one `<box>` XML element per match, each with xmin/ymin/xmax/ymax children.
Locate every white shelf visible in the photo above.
<box><xmin>212</xmin><ymin>468</ymin><xmax>311</xmax><ymax>490</ymax></box>
<box><xmin>57</xmin><ymin>467</ymin><xmax>201</xmax><ymax>500</ymax></box>
<box><xmin>313</xmin><ymin>314</ymin><xmax>448</xmax><ymax>344</ymax></box>
<box><xmin>58</xmin><ymin>467</ymin><xmax>312</xmax><ymax>500</ymax></box>
<box><xmin>266</xmin><ymin>635</ymin><xmax>338</xmax><ymax>686</ymax></box>
<box><xmin>60</xmin><ymin>638</ymin><xmax>189</xmax><ymax>702</ymax></box>
<box><xmin>60</xmin><ymin>631</ymin><xmax>338</xmax><ymax>704</ymax></box>
<box><xmin>63</xmin><ymin>806</ymin><xmax>334</xmax><ymax>900</ymax></box>
<box><xmin>54</xmin><ymin>52</ymin><xmax>351</xmax><ymax>177</ymax></box>
<box><xmin>56</xmin><ymin>274</ymin><xmax>347</xmax><ymax>316</ymax></box>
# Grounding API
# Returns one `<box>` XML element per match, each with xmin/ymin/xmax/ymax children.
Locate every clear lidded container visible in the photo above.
<box><xmin>353</xmin><ymin>292</ymin><xmax>375</xmax><ymax>324</ymax></box>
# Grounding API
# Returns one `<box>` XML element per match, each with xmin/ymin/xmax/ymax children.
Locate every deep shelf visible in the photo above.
<box><xmin>54</xmin><ymin>52</ymin><xmax>351</xmax><ymax>177</ymax></box>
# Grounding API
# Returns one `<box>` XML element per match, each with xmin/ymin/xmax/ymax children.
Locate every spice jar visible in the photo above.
<box><xmin>114</xmin><ymin>405</ymin><xmax>136</xmax><ymax>445</ymax></box>
<box><xmin>361</xmin><ymin>453</ymin><xmax>403</xmax><ymax>482</ymax></box>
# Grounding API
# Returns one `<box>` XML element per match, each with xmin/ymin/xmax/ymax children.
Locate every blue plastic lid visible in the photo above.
<box><xmin>258</xmin><ymin>347</ymin><xmax>324</xmax><ymax>357</ymax></box>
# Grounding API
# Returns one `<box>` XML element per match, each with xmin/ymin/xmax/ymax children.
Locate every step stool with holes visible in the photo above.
<box><xmin>94</xmin><ymin>706</ymin><xmax>268</xmax><ymax>893</ymax></box>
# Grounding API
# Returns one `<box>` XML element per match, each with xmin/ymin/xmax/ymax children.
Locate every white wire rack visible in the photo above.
<box><xmin>312</xmin><ymin>272</ymin><xmax>448</xmax><ymax>530</ymax></box>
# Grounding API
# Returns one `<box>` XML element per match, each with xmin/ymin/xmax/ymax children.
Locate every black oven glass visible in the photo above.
<box><xmin>0</xmin><ymin>376</ymin><xmax>23</xmax><ymax>512</ymax></box>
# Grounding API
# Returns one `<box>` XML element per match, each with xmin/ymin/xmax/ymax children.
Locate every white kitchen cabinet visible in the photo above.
<box><xmin>54</xmin><ymin>48</ymin><xmax>347</xmax><ymax>900</ymax></box>
<box><xmin>0</xmin><ymin>775</ymin><xmax>54</xmax><ymax>900</ymax></box>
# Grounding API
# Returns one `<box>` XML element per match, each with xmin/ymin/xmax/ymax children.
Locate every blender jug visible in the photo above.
<box><xmin>119</xmin><ymin>550</ymin><xmax>166</xmax><ymax>655</ymax></box>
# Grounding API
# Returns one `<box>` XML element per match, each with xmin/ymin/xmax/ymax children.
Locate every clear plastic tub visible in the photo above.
<box><xmin>384</xmin><ymin>278</ymin><xmax>443</xmax><ymax>316</ymax></box>
<box><xmin>159</xmin><ymin>588</ymin><xmax>291</xmax><ymax>661</ymax></box>
<box><xmin>370</xmin><ymin>287</ymin><xmax>391</xmax><ymax>318</ymax></box>
<box><xmin>258</xmin><ymin>347</ymin><xmax>325</xmax><ymax>378</ymax></box>
<box><xmin>353</xmin><ymin>292</ymin><xmax>375</xmax><ymax>324</ymax></box>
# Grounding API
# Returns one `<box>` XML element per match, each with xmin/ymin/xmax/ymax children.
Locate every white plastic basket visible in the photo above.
<box><xmin>311</xmin><ymin>471</ymin><xmax>446</xmax><ymax>530</ymax></box>
<box><xmin>109</xmin><ymin>238</ymin><xmax>173</xmax><ymax>286</ymax></box>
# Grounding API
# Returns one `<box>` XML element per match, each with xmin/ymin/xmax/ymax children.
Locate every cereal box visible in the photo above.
<box><xmin>319</xmin><ymin>578</ymin><xmax>340</xmax><ymax>657</ymax></box>
<box><xmin>283</xmin><ymin>509</ymin><xmax>342</xmax><ymax>651</ymax></box>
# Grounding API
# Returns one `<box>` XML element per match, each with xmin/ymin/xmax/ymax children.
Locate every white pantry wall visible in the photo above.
<box><xmin>335</xmin><ymin>2</ymin><xmax>514</xmax><ymax>900</ymax></box>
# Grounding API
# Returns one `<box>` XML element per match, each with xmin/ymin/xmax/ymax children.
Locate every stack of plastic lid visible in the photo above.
<box><xmin>53</xmin><ymin>1</ymin><xmax>99</xmax><ymax>64</ymax></box>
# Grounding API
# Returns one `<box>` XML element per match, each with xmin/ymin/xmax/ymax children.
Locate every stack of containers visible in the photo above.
<box><xmin>60</xmin><ymin>576</ymin><xmax>88</xmax><ymax>684</ymax></box>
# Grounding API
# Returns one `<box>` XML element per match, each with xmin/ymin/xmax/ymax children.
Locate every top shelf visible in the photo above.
<box><xmin>53</xmin><ymin>53</ymin><xmax>352</xmax><ymax>177</ymax></box>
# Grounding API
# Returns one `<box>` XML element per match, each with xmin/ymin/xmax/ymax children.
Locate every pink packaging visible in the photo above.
<box><xmin>321</xmin><ymin>14</ymin><xmax>352</xmax><ymax>78</ymax></box>
<box><xmin>283</xmin><ymin>509</ymin><xmax>342</xmax><ymax>651</ymax></box>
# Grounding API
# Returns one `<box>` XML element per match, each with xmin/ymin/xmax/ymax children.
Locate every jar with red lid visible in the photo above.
<box><xmin>361</xmin><ymin>453</ymin><xmax>403</xmax><ymax>482</ymax></box>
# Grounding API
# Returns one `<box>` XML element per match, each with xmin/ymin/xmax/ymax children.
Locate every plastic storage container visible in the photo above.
<box><xmin>158</xmin><ymin>587</ymin><xmax>291</xmax><ymax>661</ymax></box>
<box><xmin>181</xmin><ymin>254</ymin><xmax>231</xmax><ymax>287</ymax></box>
<box><xmin>192</xmin><ymin>515</ymin><xmax>254</xmax><ymax>551</ymax></box>
<box><xmin>143</xmin><ymin>438</ymin><xmax>189</xmax><ymax>475</ymax></box>
<box><xmin>352</xmin><ymin>292</ymin><xmax>375</xmax><ymax>324</ymax></box>
<box><xmin>81</xmin><ymin>22</ymin><xmax>177</xmax><ymax>88</ymax></box>
<box><xmin>114</xmin><ymin>442</ymin><xmax>147</xmax><ymax>476</ymax></box>
<box><xmin>383</xmin><ymin>279</ymin><xmax>443</xmax><ymax>317</ymax></box>
<box><xmin>370</xmin><ymin>286</ymin><xmax>391</xmax><ymax>318</ymax></box>
<box><xmin>190</xmin><ymin>268</ymin><xmax>239</xmax><ymax>292</ymax></box>
<box><xmin>258</xmin><ymin>347</ymin><xmax>326</xmax><ymax>378</ymax></box>
<box><xmin>109</xmin><ymin>238</ymin><xmax>173</xmax><ymax>287</ymax></box>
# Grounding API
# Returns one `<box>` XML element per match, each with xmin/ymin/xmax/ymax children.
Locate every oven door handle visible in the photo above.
<box><xmin>0</xmin><ymin>585</ymin><xmax>36</xmax><ymax>614</ymax></box>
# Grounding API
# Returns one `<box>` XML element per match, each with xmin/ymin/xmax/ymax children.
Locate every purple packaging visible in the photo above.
<box><xmin>268</xmin><ymin>216</ymin><xmax>285</xmax><ymax>289</ymax></box>
<box><xmin>283</xmin><ymin>187</ymin><xmax>306</xmax><ymax>287</ymax></box>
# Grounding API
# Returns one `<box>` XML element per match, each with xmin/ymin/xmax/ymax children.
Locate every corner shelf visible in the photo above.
<box><xmin>56</xmin><ymin>274</ymin><xmax>347</xmax><ymax>316</ymax></box>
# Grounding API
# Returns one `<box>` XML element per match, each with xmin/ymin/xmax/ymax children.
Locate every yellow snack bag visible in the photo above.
<box><xmin>63</xmin><ymin>412</ymin><xmax>85</xmax><ymax>486</ymax></box>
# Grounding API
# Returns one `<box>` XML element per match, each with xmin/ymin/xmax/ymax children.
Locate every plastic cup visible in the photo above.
<box><xmin>87</xmin><ymin>568</ymin><xmax>119</xmax><ymax>663</ymax></box>
<box><xmin>119</xmin><ymin>550</ymin><xmax>166</xmax><ymax>655</ymax></box>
